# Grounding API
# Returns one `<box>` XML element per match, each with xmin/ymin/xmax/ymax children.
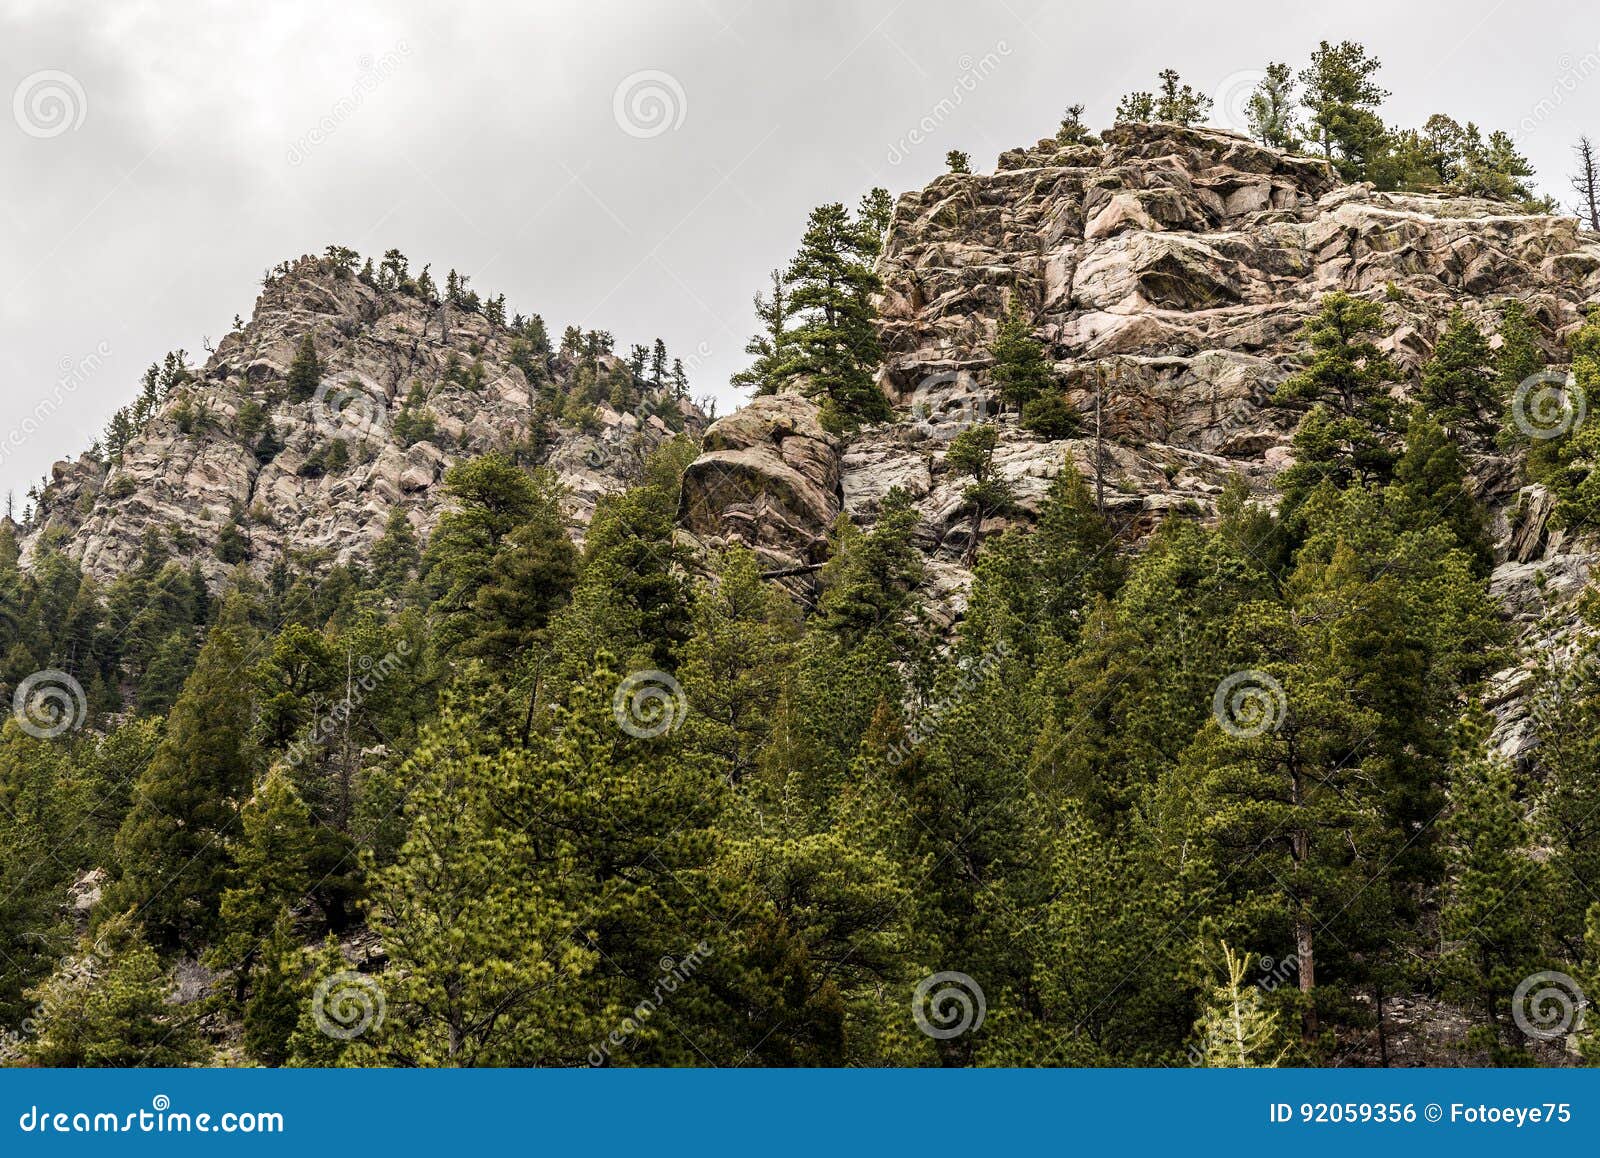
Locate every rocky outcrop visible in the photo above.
<box><xmin>679</xmin><ymin>392</ymin><xmax>841</xmax><ymax>573</ymax></box>
<box><xmin>683</xmin><ymin>123</ymin><xmax>1600</xmax><ymax>620</ymax></box>
<box><xmin>21</xmin><ymin>258</ymin><xmax>702</xmax><ymax>584</ymax></box>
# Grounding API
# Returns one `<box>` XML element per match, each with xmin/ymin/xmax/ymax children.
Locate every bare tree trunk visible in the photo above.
<box><xmin>1094</xmin><ymin>364</ymin><xmax>1106</xmax><ymax>515</ymax></box>
<box><xmin>1575</xmin><ymin>136</ymin><xmax>1600</xmax><ymax>231</ymax></box>
<box><xmin>1295</xmin><ymin>902</ymin><xmax>1317</xmax><ymax>1042</ymax></box>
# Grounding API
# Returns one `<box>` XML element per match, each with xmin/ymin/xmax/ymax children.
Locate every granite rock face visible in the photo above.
<box><xmin>21</xmin><ymin>257</ymin><xmax>702</xmax><ymax>584</ymax></box>
<box><xmin>683</xmin><ymin>122</ymin><xmax>1600</xmax><ymax>627</ymax></box>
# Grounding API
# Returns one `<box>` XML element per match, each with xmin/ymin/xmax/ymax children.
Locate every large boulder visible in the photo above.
<box><xmin>679</xmin><ymin>393</ymin><xmax>842</xmax><ymax>571</ymax></box>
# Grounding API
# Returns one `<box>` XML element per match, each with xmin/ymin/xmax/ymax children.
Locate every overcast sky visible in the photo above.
<box><xmin>1</xmin><ymin>0</ymin><xmax>1594</xmax><ymax>505</ymax></box>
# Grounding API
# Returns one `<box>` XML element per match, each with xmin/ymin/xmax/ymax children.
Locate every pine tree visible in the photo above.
<box><xmin>1418</xmin><ymin>311</ymin><xmax>1500</xmax><ymax>441</ymax></box>
<box><xmin>784</xmin><ymin>203</ymin><xmax>889</xmax><ymax>429</ymax></box>
<box><xmin>988</xmin><ymin>301</ymin><xmax>1057</xmax><ymax>413</ymax></box>
<box><xmin>210</xmin><ymin>767</ymin><xmax>318</xmax><ymax>991</ymax></box>
<box><xmin>856</xmin><ymin>187</ymin><xmax>894</xmax><ymax>256</ymax></box>
<box><xmin>1153</xmin><ymin>68</ymin><xmax>1212</xmax><ymax>125</ymax></box>
<box><xmin>1246</xmin><ymin>63</ymin><xmax>1299</xmax><ymax>150</ymax></box>
<box><xmin>945</xmin><ymin>424</ymin><xmax>1013</xmax><ymax>562</ymax></box>
<box><xmin>1115</xmin><ymin>91</ymin><xmax>1155</xmax><ymax>123</ymax></box>
<box><xmin>24</xmin><ymin>915</ymin><xmax>206</xmax><ymax>1067</ymax></box>
<box><xmin>1191</xmin><ymin>943</ymin><xmax>1291</xmax><ymax>1067</ymax></box>
<box><xmin>355</xmin><ymin>694</ymin><xmax>593</xmax><ymax>1065</ymax></box>
<box><xmin>677</xmin><ymin>547</ymin><xmax>801</xmax><ymax>785</ymax></box>
<box><xmin>1439</xmin><ymin>711</ymin><xmax>1549</xmax><ymax>1058</ymax></box>
<box><xmin>285</xmin><ymin>334</ymin><xmax>322</xmax><ymax>401</ymax></box>
<box><xmin>1385</xmin><ymin>407</ymin><xmax>1492</xmax><ymax>573</ymax></box>
<box><xmin>732</xmin><ymin>269</ymin><xmax>797</xmax><ymax>395</ymax></box>
<box><xmin>106</xmin><ymin>618</ymin><xmax>257</xmax><ymax>947</ymax></box>
<box><xmin>962</xmin><ymin>465</ymin><xmax>1119</xmax><ymax>659</ymax></box>
<box><xmin>945</xmin><ymin>150</ymin><xmax>971</xmax><ymax>173</ymax></box>
<box><xmin>369</xmin><ymin>508</ymin><xmax>421</xmax><ymax>599</ymax></box>
<box><xmin>1272</xmin><ymin>292</ymin><xmax>1401</xmax><ymax>509</ymax></box>
<box><xmin>817</xmin><ymin>489</ymin><xmax>925</xmax><ymax>651</ymax></box>
<box><xmin>1298</xmin><ymin>41</ymin><xmax>1390</xmax><ymax>179</ymax></box>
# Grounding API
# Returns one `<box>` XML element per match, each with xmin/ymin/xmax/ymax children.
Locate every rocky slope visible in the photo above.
<box><xmin>21</xmin><ymin>124</ymin><xmax>1600</xmax><ymax>763</ymax></box>
<box><xmin>21</xmin><ymin>256</ymin><xmax>702</xmax><ymax>585</ymax></box>
<box><xmin>680</xmin><ymin>122</ymin><xmax>1600</xmax><ymax>743</ymax></box>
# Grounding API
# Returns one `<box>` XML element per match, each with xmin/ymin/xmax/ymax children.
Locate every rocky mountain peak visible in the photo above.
<box><xmin>681</xmin><ymin>122</ymin><xmax>1600</xmax><ymax>629</ymax></box>
<box><xmin>22</xmin><ymin>252</ymin><xmax>704</xmax><ymax>586</ymax></box>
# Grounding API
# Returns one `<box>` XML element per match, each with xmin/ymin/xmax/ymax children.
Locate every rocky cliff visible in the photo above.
<box><xmin>21</xmin><ymin>256</ymin><xmax>702</xmax><ymax>585</ymax></box>
<box><xmin>679</xmin><ymin>123</ymin><xmax>1600</xmax><ymax>748</ymax></box>
<box><xmin>21</xmin><ymin>123</ymin><xmax>1600</xmax><ymax>763</ymax></box>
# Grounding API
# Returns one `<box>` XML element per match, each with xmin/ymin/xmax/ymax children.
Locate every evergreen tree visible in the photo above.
<box><xmin>784</xmin><ymin>203</ymin><xmax>890</xmax><ymax>429</ymax></box>
<box><xmin>1246</xmin><ymin>63</ymin><xmax>1299</xmax><ymax>150</ymax></box>
<box><xmin>988</xmin><ymin>301</ymin><xmax>1058</xmax><ymax>413</ymax></box>
<box><xmin>1298</xmin><ymin>41</ymin><xmax>1390</xmax><ymax>179</ymax></box>
<box><xmin>24</xmin><ymin>915</ymin><xmax>206</xmax><ymax>1067</ymax></box>
<box><xmin>106</xmin><ymin>616</ymin><xmax>257</xmax><ymax>947</ymax></box>
<box><xmin>1385</xmin><ymin>407</ymin><xmax>1492</xmax><ymax>573</ymax></box>
<box><xmin>1191</xmin><ymin>943</ymin><xmax>1291</xmax><ymax>1067</ymax></box>
<box><xmin>1153</xmin><ymin>68</ymin><xmax>1212</xmax><ymax>125</ymax></box>
<box><xmin>678</xmin><ymin>547</ymin><xmax>801</xmax><ymax>785</ymax></box>
<box><xmin>286</xmin><ymin>334</ymin><xmax>322</xmax><ymax>401</ymax></box>
<box><xmin>1419</xmin><ymin>311</ymin><xmax>1499</xmax><ymax>441</ymax></box>
<box><xmin>1440</xmin><ymin>712</ymin><xmax>1549</xmax><ymax>1060</ymax></box>
<box><xmin>731</xmin><ymin>269</ymin><xmax>796</xmax><ymax>395</ymax></box>
<box><xmin>945</xmin><ymin>150</ymin><xmax>971</xmax><ymax>174</ymax></box>
<box><xmin>945</xmin><ymin>424</ymin><xmax>1013</xmax><ymax>562</ymax></box>
<box><xmin>1272</xmin><ymin>292</ymin><xmax>1401</xmax><ymax>510</ymax></box>
<box><xmin>856</xmin><ymin>187</ymin><xmax>894</xmax><ymax>255</ymax></box>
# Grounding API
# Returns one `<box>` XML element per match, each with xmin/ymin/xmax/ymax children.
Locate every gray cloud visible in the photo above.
<box><xmin>1</xmin><ymin>0</ymin><xmax>1592</xmax><ymax>503</ymax></box>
